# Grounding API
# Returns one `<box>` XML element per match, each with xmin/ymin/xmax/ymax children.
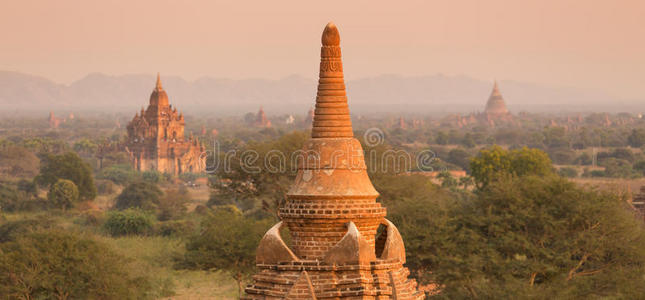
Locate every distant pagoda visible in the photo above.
<box><xmin>255</xmin><ymin>106</ymin><xmax>272</xmax><ymax>127</ymax></box>
<box><xmin>484</xmin><ymin>81</ymin><xmax>509</xmax><ymax>117</ymax></box>
<box><xmin>125</xmin><ymin>74</ymin><xmax>204</xmax><ymax>175</ymax></box>
<box><xmin>243</xmin><ymin>22</ymin><xmax>424</xmax><ymax>300</ymax></box>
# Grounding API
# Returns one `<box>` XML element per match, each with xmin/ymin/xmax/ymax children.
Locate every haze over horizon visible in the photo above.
<box><xmin>1</xmin><ymin>0</ymin><xmax>644</xmax><ymax>100</ymax></box>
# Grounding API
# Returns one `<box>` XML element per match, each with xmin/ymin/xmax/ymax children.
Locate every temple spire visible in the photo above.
<box><xmin>311</xmin><ymin>22</ymin><xmax>353</xmax><ymax>138</ymax></box>
<box><xmin>155</xmin><ymin>73</ymin><xmax>163</xmax><ymax>90</ymax></box>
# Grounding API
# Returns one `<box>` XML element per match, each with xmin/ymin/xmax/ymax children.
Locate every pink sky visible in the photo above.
<box><xmin>1</xmin><ymin>0</ymin><xmax>644</xmax><ymax>99</ymax></box>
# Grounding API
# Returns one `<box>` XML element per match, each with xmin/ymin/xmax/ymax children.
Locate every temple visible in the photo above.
<box><xmin>443</xmin><ymin>81</ymin><xmax>514</xmax><ymax>128</ymax></box>
<box><xmin>243</xmin><ymin>23</ymin><xmax>424</xmax><ymax>300</ymax></box>
<box><xmin>256</xmin><ymin>106</ymin><xmax>272</xmax><ymax>127</ymax></box>
<box><xmin>484</xmin><ymin>81</ymin><xmax>510</xmax><ymax>117</ymax></box>
<box><xmin>124</xmin><ymin>74</ymin><xmax>204</xmax><ymax>175</ymax></box>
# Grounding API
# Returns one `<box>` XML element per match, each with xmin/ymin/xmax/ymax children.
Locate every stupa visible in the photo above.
<box><xmin>484</xmin><ymin>81</ymin><xmax>509</xmax><ymax>117</ymax></box>
<box><xmin>243</xmin><ymin>22</ymin><xmax>424</xmax><ymax>300</ymax></box>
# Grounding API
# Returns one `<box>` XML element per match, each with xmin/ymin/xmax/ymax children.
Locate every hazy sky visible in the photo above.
<box><xmin>1</xmin><ymin>0</ymin><xmax>644</xmax><ymax>99</ymax></box>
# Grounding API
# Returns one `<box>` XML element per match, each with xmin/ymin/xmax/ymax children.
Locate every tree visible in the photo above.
<box><xmin>437</xmin><ymin>171</ymin><xmax>458</xmax><ymax>189</ymax></box>
<box><xmin>446</xmin><ymin>148</ymin><xmax>472</xmax><ymax>172</ymax></box>
<box><xmin>0</xmin><ymin>145</ymin><xmax>39</xmax><ymax>177</ymax></box>
<box><xmin>97</xmin><ymin>164</ymin><xmax>137</xmax><ymax>185</ymax></box>
<box><xmin>0</xmin><ymin>231</ymin><xmax>152</xmax><ymax>299</ymax></box>
<box><xmin>72</xmin><ymin>138</ymin><xmax>98</xmax><ymax>157</ymax></box>
<box><xmin>394</xmin><ymin>175</ymin><xmax>645</xmax><ymax>299</ymax></box>
<box><xmin>628</xmin><ymin>128</ymin><xmax>645</xmax><ymax>147</ymax></box>
<box><xmin>157</xmin><ymin>186</ymin><xmax>190</xmax><ymax>221</ymax></box>
<box><xmin>37</xmin><ymin>152</ymin><xmax>97</xmax><ymax>200</ymax></box>
<box><xmin>386</xmin><ymin>183</ymin><xmax>462</xmax><ymax>285</ymax></box>
<box><xmin>48</xmin><ymin>179</ymin><xmax>80</xmax><ymax>210</ymax></box>
<box><xmin>209</xmin><ymin>131</ymin><xmax>307</xmax><ymax>214</ymax></box>
<box><xmin>114</xmin><ymin>181</ymin><xmax>163</xmax><ymax>211</ymax></box>
<box><xmin>180</xmin><ymin>206</ymin><xmax>271</xmax><ymax>297</ymax></box>
<box><xmin>601</xmin><ymin>158</ymin><xmax>636</xmax><ymax>178</ymax></box>
<box><xmin>0</xmin><ymin>182</ymin><xmax>44</xmax><ymax>212</ymax></box>
<box><xmin>461</xmin><ymin>133</ymin><xmax>476</xmax><ymax>148</ymax></box>
<box><xmin>470</xmin><ymin>146</ymin><xmax>553</xmax><ymax>188</ymax></box>
<box><xmin>435</xmin><ymin>131</ymin><xmax>449</xmax><ymax>145</ymax></box>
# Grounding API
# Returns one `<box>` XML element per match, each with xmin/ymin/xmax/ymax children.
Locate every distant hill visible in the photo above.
<box><xmin>0</xmin><ymin>71</ymin><xmax>639</xmax><ymax>116</ymax></box>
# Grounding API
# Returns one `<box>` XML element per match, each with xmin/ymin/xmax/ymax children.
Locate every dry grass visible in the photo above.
<box><xmin>99</xmin><ymin>235</ymin><xmax>238</xmax><ymax>299</ymax></box>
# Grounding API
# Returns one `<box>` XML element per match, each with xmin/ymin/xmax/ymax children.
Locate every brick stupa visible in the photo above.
<box><xmin>243</xmin><ymin>22</ymin><xmax>424</xmax><ymax>300</ymax></box>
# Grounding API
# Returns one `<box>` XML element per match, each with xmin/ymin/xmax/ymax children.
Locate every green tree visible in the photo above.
<box><xmin>142</xmin><ymin>170</ymin><xmax>163</xmax><ymax>183</ymax></box>
<box><xmin>47</xmin><ymin>179</ymin><xmax>80</xmax><ymax>210</ymax></box>
<box><xmin>0</xmin><ymin>145</ymin><xmax>40</xmax><ymax>177</ymax></box>
<box><xmin>157</xmin><ymin>186</ymin><xmax>190</xmax><ymax>221</ymax></box>
<box><xmin>0</xmin><ymin>231</ymin><xmax>152</xmax><ymax>299</ymax></box>
<box><xmin>435</xmin><ymin>131</ymin><xmax>449</xmax><ymax>145</ymax></box>
<box><xmin>209</xmin><ymin>131</ymin><xmax>307</xmax><ymax>214</ymax></box>
<box><xmin>470</xmin><ymin>146</ymin><xmax>553</xmax><ymax>188</ymax></box>
<box><xmin>114</xmin><ymin>181</ymin><xmax>163</xmax><ymax>211</ymax></box>
<box><xmin>461</xmin><ymin>133</ymin><xmax>476</xmax><ymax>148</ymax></box>
<box><xmin>628</xmin><ymin>128</ymin><xmax>645</xmax><ymax>147</ymax></box>
<box><xmin>0</xmin><ymin>182</ymin><xmax>44</xmax><ymax>212</ymax></box>
<box><xmin>97</xmin><ymin>164</ymin><xmax>137</xmax><ymax>185</ymax></box>
<box><xmin>446</xmin><ymin>148</ymin><xmax>472</xmax><ymax>172</ymax></box>
<box><xmin>180</xmin><ymin>206</ymin><xmax>271</xmax><ymax>297</ymax></box>
<box><xmin>37</xmin><ymin>152</ymin><xmax>97</xmax><ymax>200</ymax></box>
<box><xmin>395</xmin><ymin>175</ymin><xmax>645</xmax><ymax>299</ymax></box>
<box><xmin>73</xmin><ymin>138</ymin><xmax>98</xmax><ymax>157</ymax></box>
<box><xmin>437</xmin><ymin>171</ymin><xmax>458</xmax><ymax>189</ymax></box>
<box><xmin>601</xmin><ymin>158</ymin><xmax>636</xmax><ymax>178</ymax></box>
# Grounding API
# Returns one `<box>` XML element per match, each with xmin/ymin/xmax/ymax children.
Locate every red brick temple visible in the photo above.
<box><xmin>124</xmin><ymin>74</ymin><xmax>204</xmax><ymax>175</ymax></box>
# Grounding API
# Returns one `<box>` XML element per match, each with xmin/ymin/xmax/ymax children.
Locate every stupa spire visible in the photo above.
<box><xmin>155</xmin><ymin>73</ymin><xmax>163</xmax><ymax>90</ymax></box>
<box><xmin>311</xmin><ymin>22</ymin><xmax>353</xmax><ymax>138</ymax></box>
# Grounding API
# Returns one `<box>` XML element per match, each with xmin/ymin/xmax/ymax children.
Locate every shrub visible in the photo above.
<box><xmin>16</xmin><ymin>179</ymin><xmax>37</xmax><ymax>196</ymax></box>
<box><xmin>0</xmin><ymin>218</ymin><xmax>59</xmax><ymax>243</ymax></box>
<box><xmin>590</xmin><ymin>170</ymin><xmax>606</xmax><ymax>177</ymax></box>
<box><xmin>179</xmin><ymin>172</ymin><xmax>200</xmax><ymax>183</ymax></box>
<box><xmin>558</xmin><ymin>167</ymin><xmax>579</xmax><ymax>178</ymax></box>
<box><xmin>142</xmin><ymin>170</ymin><xmax>163</xmax><ymax>183</ymax></box>
<box><xmin>96</xmin><ymin>179</ymin><xmax>115</xmax><ymax>195</ymax></box>
<box><xmin>0</xmin><ymin>182</ymin><xmax>26</xmax><ymax>212</ymax></box>
<box><xmin>155</xmin><ymin>219</ymin><xmax>195</xmax><ymax>237</ymax></box>
<box><xmin>0</xmin><ymin>182</ymin><xmax>45</xmax><ymax>212</ymax></box>
<box><xmin>97</xmin><ymin>164</ymin><xmax>137</xmax><ymax>185</ymax></box>
<box><xmin>548</xmin><ymin>148</ymin><xmax>577</xmax><ymax>165</ymax></box>
<box><xmin>0</xmin><ymin>231</ymin><xmax>152</xmax><ymax>299</ymax></box>
<box><xmin>114</xmin><ymin>181</ymin><xmax>163</xmax><ymax>211</ymax></box>
<box><xmin>601</xmin><ymin>158</ymin><xmax>636</xmax><ymax>178</ymax></box>
<box><xmin>104</xmin><ymin>209</ymin><xmax>154</xmax><ymax>237</ymax></box>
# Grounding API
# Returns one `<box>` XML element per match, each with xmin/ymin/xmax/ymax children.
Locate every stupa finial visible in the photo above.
<box><xmin>321</xmin><ymin>22</ymin><xmax>340</xmax><ymax>46</ymax></box>
<box><xmin>155</xmin><ymin>73</ymin><xmax>163</xmax><ymax>90</ymax></box>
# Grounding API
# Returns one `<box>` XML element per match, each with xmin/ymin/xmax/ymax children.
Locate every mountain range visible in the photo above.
<box><xmin>0</xmin><ymin>71</ymin><xmax>640</xmax><ymax>116</ymax></box>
